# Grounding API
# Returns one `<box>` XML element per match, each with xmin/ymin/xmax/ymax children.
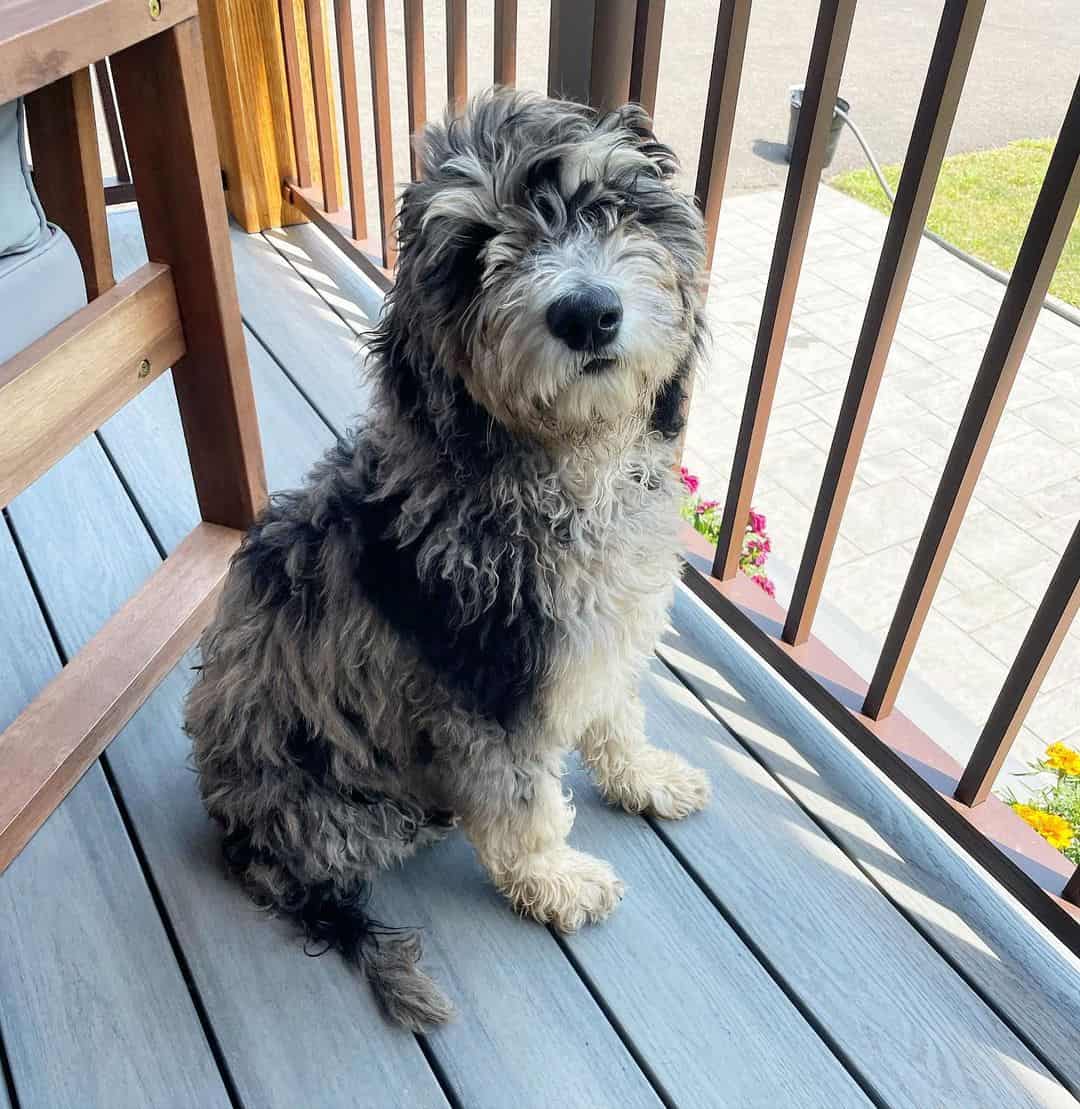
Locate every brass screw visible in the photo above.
<box><xmin>138</xmin><ymin>358</ymin><xmax>152</xmax><ymax>379</ymax></box>
<box><xmin>148</xmin><ymin>0</ymin><xmax>162</xmax><ymax>19</ymax></box>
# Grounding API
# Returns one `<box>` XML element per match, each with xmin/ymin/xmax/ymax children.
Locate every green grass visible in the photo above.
<box><xmin>832</xmin><ymin>138</ymin><xmax>1080</xmax><ymax>308</ymax></box>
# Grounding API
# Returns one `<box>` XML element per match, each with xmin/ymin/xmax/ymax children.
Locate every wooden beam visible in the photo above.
<box><xmin>196</xmin><ymin>0</ymin><xmax>340</xmax><ymax>230</ymax></box>
<box><xmin>0</xmin><ymin>0</ymin><xmax>198</xmax><ymax>102</ymax></box>
<box><xmin>112</xmin><ymin>18</ymin><xmax>268</xmax><ymax>530</ymax></box>
<box><xmin>25</xmin><ymin>68</ymin><xmax>115</xmax><ymax>299</ymax></box>
<box><xmin>0</xmin><ymin>264</ymin><xmax>183</xmax><ymax>508</ymax></box>
<box><xmin>0</xmin><ymin>523</ymin><xmax>242</xmax><ymax>874</ymax></box>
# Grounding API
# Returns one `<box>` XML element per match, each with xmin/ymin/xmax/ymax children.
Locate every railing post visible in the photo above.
<box><xmin>713</xmin><ymin>0</ymin><xmax>856</xmax><ymax>581</ymax></box>
<box><xmin>195</xmin><ymin>0</ymin><xmax>341</xmax><ymax>231</ymax></box>
<box><xmin>955</xmin><ymin>523</ymin><xmax>1080</xmax><ymax>807</ymax></box>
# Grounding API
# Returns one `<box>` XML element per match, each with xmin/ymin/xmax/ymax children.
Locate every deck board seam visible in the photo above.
<box><xmin>94</xmin><ymin>429</ymin><xmax>169</xmax><ymax>558</ymax></box>
<box><xmin>653</xmin><ymin>642</ymin><xmax>1080</xmax><ymax>1099</ymax></box>
<box><xmin>93</xmin><ymin>754</ymin><xmax>246</xmax><ymax>1109</ymax></box>
<box><xmin>0</xmin><ymin>993</ymin><xmax>19</xmax><ymax>1109</ymax></box>
<box><xmin>548</xmin><ymin>928</ymin><xmax>676</xmax><ymax>1109</ymax></box>
<box><xmin>241</xmin><ymin>312</ymin><xmax>346</xmax><ymax>441</ymax></box>
<box><xmin>2</xmin><ymin>510</ymin><xmax>68</xmax><ymax>665</ymax></box>
<box><xmin>413</xmin><ymin>1033</ymin><xmax>467</xmax><ymax>1109</ymax></box>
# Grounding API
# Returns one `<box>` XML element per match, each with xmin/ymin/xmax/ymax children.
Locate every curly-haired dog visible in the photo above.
<box><xmin>185</xmin><ymin>88</ymin><xmax>711</xmax><ymax>1030</ymax></box>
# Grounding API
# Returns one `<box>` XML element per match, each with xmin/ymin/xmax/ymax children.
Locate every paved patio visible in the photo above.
<box><xmin>684</xmin><ymin>185</ymin><xmax>1080</xmax><ymax>798</ymax></box>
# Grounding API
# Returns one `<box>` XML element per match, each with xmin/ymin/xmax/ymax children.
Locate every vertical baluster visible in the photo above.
<box><xmin>446</xmin><ymin>0</ymin><xmax>468</xmax><ymax>111</ymax></box>
<box><xmin>404</xmin><ymin>0</ymin><xmax>427</xmax><ymax>180</ymax></box>
<box><xmin>629</xmin><ymin>0</ymin><xmax>665</xmax><ymax>117</ymax></box>
<box><xmin>695</xmin><ymin>0</ymin><xmax>751</xmax><ymax>273</ymax></box>
<box><xmin>92</xmin><ymin>59</ymin><xmax>131</xmax><ymax>186</ymax></box>
<box><xmin>783</xmin><ymin>0</ymin><xmax>984</xmax><ymax>647</ymax></box>
<box><xmin>955</xmin><ymin>522</ymin><xmax>1080</xmax><ymax>806</ymax></box>
<box><xmin>304</xmin><ymin>0</ymin><xmax>341</xmax><ymax>212</ymax></box>
<box><xmin>864</xmin><ymin>76</ymin><xmax>1080</xmax><ymax>720</ymax></box>
<box><xmin>25</xmin><ymin>69</ymin><xmax>115</xmax><ymax>298</ymax></box>
<box><xmin>713</xmin><ymin>0</ymin><xmax>856</xmax><ymax>581</ymax></box>
<box><xmin>367</xmin><ymin>0</ymin><xmax>397</xmax><ymax>267</ymax></box>
<box><xmin>111</xmin><ymin>20</ymin><xmax>267</xmax><ymax>529</ymax></box>
<box><xmin>280</xmin><ymin>0</ymin><xmax>314</xmax><ymax>188</ymax></box>
<box><xmin>333</xmin><ymin>0</ymin><xmax>368</xmax><ymax>239</ymax></box>
<box><xmin>494</xmin><ymin>0</ymin><xmax>518</xmax><ymax>88</ymax></box>
<box><xmin>589</xmin><ymin>0</ymin><xmax>637</xmax><ymax>111</ymax></box>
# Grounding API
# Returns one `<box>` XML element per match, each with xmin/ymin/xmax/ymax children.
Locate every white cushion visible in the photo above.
<box><xmin>0</xmin><ymin>99</ymin><xmax>47</xmax><ymax>258</ymax></box>
<box><xmin>0</xmin><ymin>226</ymin><xmax>87</xmax><ymax>363</ymax></box>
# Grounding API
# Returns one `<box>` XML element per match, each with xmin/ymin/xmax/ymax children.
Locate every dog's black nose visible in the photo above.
<box><xmin>546</xmin><ymin>287</ymin><xmax>623</xmax><ymax>351</ymax></box>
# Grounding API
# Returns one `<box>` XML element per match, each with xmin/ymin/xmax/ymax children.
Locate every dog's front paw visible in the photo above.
<box><xmin>605</xmin><ymin>747</ymin><xmax>711</xmax><ymax>820</ymax></box>
<box><xmin>504</xmin><ymin>846</ymin><xmax>624</xmax><ymax>933</ymax></box>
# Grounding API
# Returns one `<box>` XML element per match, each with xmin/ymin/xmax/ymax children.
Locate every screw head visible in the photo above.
<box><xmin>148</xmin><ymin>0</ymin><xmax>162</xmax><ymax>19</ymax></box>
<box><xmin>138</xmin><ymin>358</ymin><xmax>152</xmax><ymax>379</ymax></box>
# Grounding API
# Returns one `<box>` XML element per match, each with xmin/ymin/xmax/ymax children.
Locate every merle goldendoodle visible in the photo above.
<box><xmin>185</xmin><ymin>88</ymin><xmax>711</xmax><ymax>1030</ymax></box>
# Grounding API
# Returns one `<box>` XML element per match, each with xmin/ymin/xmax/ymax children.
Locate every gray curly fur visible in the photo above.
<box><xmin>185</xmin><ymin>88</ymin><xmax>707</xmax><ymax>1031</ymax></box>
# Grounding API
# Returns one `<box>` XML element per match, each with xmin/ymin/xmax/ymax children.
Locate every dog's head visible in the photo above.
<box><xmin>384</xmin><ymin>89</ymin><xmax>706</xmax><ymax>443</ymax></box>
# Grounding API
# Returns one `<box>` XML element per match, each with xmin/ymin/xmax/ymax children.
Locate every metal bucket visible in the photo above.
<box><xmin>785</xmin><ymin>86</ymin><xmax>849</xmax><ymax>167</ymax></box>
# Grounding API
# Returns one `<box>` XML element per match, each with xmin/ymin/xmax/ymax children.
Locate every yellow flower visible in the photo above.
<box><xmin>1011</xmin><ymin>804</ymin><xmax>1074</xmax><ymax>851</ymax></box>
<box><xmin>1044</xmin><ymin>742</ymin><xmax>1080</xmax><ymax>777</ymax></box>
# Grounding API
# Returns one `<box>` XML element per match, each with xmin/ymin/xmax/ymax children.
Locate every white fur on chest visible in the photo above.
<box><xmin>537</xmin><ymin>448</ymin><xmax>681</xmax><ymax>744</ymax></box>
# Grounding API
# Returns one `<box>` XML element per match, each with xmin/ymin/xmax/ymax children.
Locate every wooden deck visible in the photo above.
<box><xmin>2</xmin><ymin>211</ymin><xmax>1080</xmax><ymax>1109</ymax></box>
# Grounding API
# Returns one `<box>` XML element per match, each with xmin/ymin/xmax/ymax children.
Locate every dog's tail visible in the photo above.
<box><xmin>296</xmin><ymin>880</ymin><xmax>455</xmax><ymax>1033</ymax></box>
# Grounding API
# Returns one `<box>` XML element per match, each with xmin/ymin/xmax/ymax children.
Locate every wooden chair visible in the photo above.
<box><xmin>0</xmin><ymin>0</ymin><xmax>267</xmax><ymax>870</ymax></box>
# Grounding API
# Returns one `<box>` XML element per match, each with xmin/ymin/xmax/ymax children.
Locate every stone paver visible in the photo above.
<box><xmin>684</xmin><ymin>185</ymin><xmax>1079</xmax><ymax>797</ymax></box>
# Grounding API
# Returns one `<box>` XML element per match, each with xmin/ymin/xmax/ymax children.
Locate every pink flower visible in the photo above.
<box><xmin>680</xmin><ymin>467</ymin><xmax>699</xmax><ymax>495</ymax></box>
<box><xmin>755</xmin><ymin>575</ymin><xmax>776</xmax><ymax>598</ymax></box>
<box><xmin>749</xmin><ymin>510</ymin><xmax>767</xmax><ymax>534</ymax></box>
<box><xmin>696</xmin><ymin>498</ymin><xmax>719</xmax><ymax>514</ymax></box>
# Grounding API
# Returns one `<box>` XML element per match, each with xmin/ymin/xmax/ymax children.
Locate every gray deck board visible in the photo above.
<box><xmin>646</xmin><ymin>613</ymin><xmax>1077</xmax><ymax>1109</ymax></box>
<box><xmin>1</xmin><ymin>472</ymin><xmax>232</xmax><ymax>1109</ymax></box>
<box><xmin>378</xmin><ymin>837</ymin><xmax>664</xmax><ymax>1109</ymax></box>
<box><xmin>229</xmin><ymin>224</ymin><xmax>371</xmax><ymax>429</ymax></box>
<box><xmin>262</xmin><ymin>223</ymin><xmax>385</xmax><ymax>331</ymax></box>
<box><xmin>5</xmin><ymin>205</ymin><xmax>1074</xmax><ymax>1107</ymax></box>
<box><xmin>660</xmin><ymin>587</ymin><xmax>1080</xmax><ymax>1100</ymax></box>
<box><xmin>561</xmin><ymin>744</ymin><xmax>871</xmax><ymax>1108</ymax></box>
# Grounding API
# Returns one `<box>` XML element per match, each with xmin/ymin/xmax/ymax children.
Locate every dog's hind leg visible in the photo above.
<box><xmin>461</xmin><ymin>750</ymin><xmax>624</xmax><ymax>933</ymax></box>
<box><xmin>578</xmin><ymin>693</ymin><xmax>711</xmax><ymax>820</ymax></box>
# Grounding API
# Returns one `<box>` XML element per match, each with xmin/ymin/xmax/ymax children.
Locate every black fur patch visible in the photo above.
<box><xmin>336</xmin><ymin>463</ymin><xmax>549</xmax><ymax>731</ymax></box>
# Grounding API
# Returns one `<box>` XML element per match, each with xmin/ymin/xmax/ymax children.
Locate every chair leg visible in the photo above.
<box><xmin>110</xmin><ymin>17</ymin><xmax>267</xmax><ymax>531</ymax></box>
<box><xmin>25</xmin><ymin>69</ymin><xmax>115</xmax><ymax>299</ymax></box>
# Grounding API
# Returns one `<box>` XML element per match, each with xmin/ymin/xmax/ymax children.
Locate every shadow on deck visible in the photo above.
<box><xmin>1</xmin><ymin>212</ymin><xmax>1078</xmax><ymax>1109</ymax></box>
